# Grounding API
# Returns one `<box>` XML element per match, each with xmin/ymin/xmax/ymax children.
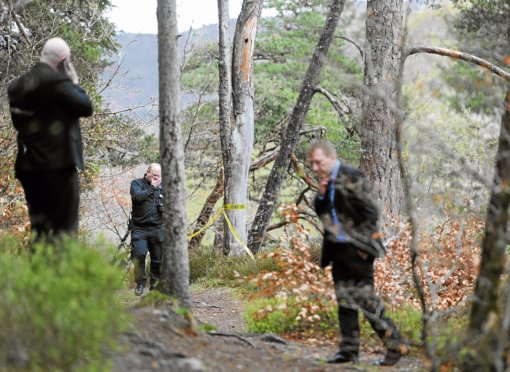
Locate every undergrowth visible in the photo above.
<box><xmin>0</xmin><ymin>234</ymin><xmax>128</xmax><ymax>371</ymax></box>
<box><xmin>189</xmin><ymin>247</ymin><xmax>283</xmax><ymax>292</ymax></box>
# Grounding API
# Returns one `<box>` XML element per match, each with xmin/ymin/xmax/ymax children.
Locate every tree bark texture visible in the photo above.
<box><xmin>247</xmin><ymin>0</ymin><xmax>347</xmax><ymax>254</ymax></box>
<box><xmin>157</xmin><ymin>0</ymin><xmax>190</xmax><ymax>307</ymax></box>
<box><xmin>188</xmin><ymin>169</ymin><xmax>224</xmax><ymax>249</ymax></box>
<box><xmin>220</xmin><ymin>0</ymin><xmax>263</xmax><ymax>256</ymax></box>
<box><xmin>359</xmin><ymin>0</ymin><xmax>404</xmax><ymax>217</ymax></box>
<box><xmin>469</xmin><ymin>89</ymin><xmax>510</xmax><ymax>333</ymax></box>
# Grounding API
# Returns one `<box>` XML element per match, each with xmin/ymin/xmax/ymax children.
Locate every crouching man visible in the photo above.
<box><xmin>308</xmin><ymin>140</ymin><xmax>409</xmax><ymax>366</ymax></box>
<box><xmin>130</xmin><ymin>164</ymin><xmax>163</xmax><ymax>296</ymax></box>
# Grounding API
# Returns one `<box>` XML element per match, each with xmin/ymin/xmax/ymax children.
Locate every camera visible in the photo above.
<box><xmin>157</xmin><ymin>193</ymin><xmax>163</xmax><ymax>212</ymax></box>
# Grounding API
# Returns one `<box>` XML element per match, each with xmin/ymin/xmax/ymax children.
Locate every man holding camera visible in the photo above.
<box><xmin>8</xmin><ymin>37</ymin><xmax>93</xmax><ymax>241</ymax></box>
<box><xmin>130</xmin><ymin>163</ymin><xmax>163</xmax><ymax>296</ymax></box>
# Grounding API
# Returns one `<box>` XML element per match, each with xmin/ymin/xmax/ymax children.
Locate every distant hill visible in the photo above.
<box><xmin>101</xmin><ymin>20</ymin><xmax>237</xmax><ymax>112</ymax></box>
<box><xmin>100</xmin><ymin>1</ymin><xmax>425</xmax><ymax>114</ymax></box>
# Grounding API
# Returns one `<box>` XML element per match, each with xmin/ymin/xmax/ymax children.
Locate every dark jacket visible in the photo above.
<box><xmin>8</xmin><ymin>62</ymin><xmax>93</xmax><ymax>172</ymax></box>
<box><xmin>130</xmin><ymin>175</ymin><xmax>163</xmax><ymax>227</ymax></box>
<box><xmin>315</xmin><ymin>163</ymin><xmax>386</xmax><ymax>267</ymax></box>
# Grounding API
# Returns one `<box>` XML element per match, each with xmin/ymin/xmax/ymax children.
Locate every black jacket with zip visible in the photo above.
<box><xmin>130</xmin><ymin>175</ymin><xmax>163</xmax><ymax>227</ymax></box>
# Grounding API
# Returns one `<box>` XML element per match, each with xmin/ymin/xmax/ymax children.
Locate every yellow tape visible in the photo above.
<box><xmin>222</xmin><ymin>210</ymin><xmax>255</xmax><ymax>260</ymax></box>
<box><xmin>186</xmin><ymin>205</ymin><xmax>255</xmax><ymax>260</ymax></box>
<box><xmin>187</xmin><ymin>208</ymin><xmax>223</xmax><ymax>240</ymax></box>
<box><xmin>224</xmin><ymin>204</ymin><xmax>247</xmax><ymax>210</ymax></box>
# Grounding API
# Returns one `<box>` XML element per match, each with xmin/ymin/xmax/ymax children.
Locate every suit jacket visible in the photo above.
<box><xmin>8</xmin><ymin>62</ymin><xmax>93</xmax><ymax>172</ymax></box>
<box><xmin>315</xmin><ymin>162</ymin><xmax>386</xmax><ymax>267</ymax></box>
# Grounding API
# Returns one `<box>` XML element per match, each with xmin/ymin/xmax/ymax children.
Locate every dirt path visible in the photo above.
<box><xmin>111</xmin><ymin>286</ymin><xmax>424</xmax><ymax>371</ymax></box>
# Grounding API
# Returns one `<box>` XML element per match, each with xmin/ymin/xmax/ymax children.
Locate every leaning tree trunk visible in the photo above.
<box><xmin>247</xmin><ymin>0</ymin><xmax>347</xmax><ymax>254</ymax></box>
<box><xmin>188</xmin><ymin>169</ymin><xmax>224</xmax><ymax>249</ymax></box>
<box><xmin>359</xmin><ymin>0</ymin><xmax>404</xmax><ymax>217</ymax></box>
<box><xmin>157</xmin><ymin>0</ymin><xmax>190</xmax><ymax>307</ymax></box>
<box><xmin>470</xmin><ymin>90</ymin><xmax>510</xmax><ymax>332</ymax></box>
<box><xmin>218</xmin><ymin>0</ymin><xmax>263</xmax><ymax>256</ymax></box>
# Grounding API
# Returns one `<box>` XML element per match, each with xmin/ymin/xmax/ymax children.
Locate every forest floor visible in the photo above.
<box><xmin>110</xmin><ymin>286</ymin><xmax>425</xmax><ymax>372</ymax></box>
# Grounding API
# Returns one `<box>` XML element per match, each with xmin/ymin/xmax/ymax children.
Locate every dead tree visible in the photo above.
<box><xmin>157</xmin><ymin>0</ymin><xmax>191</xmax><ymax>307</ymax></box>
<box><xmin>217</xmin><ymin>0</ymin><xmax>263</xmax><ymax>256</ymax></box>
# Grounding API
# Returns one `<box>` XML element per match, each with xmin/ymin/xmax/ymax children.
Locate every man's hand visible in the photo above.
<box><xmin>151</xmin><ymin>176</ymin><xmax>161</xmax><ymax>188</ymax></box>
<box><xmin>65</xmin><ymin>61</ymin><xmax>79</xmax><ymax>85</ymax></box>
<box><xmin>319</xmin><ymin>177</ymin><xmax>330</xmax><ymax>197</ymax></box>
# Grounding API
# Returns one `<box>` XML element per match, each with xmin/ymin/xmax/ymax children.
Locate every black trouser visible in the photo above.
<box><xmin>17</xmin><ymin>167</ymin><xmax>79</xmax><ymax>242</ymax></box>
<box><xmin>131</xmin><ymin>226</ymin><xmax>163</xmax><ymax>287</ymax></box>
<box><xmin>331</xmin><ymin>243</ymin><xmax>405</xmax><ymax>359</ymax></box>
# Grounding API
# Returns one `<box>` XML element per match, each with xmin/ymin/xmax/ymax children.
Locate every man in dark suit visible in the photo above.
<box><xmin>308</xmin><ymin>140</ymin><xmax>408</xmax><ymax>366</ymax></box>
<box><xmin>8</xmin><ymin>37</ymin><xmax>93</xmax><ymax>241</ymax></box>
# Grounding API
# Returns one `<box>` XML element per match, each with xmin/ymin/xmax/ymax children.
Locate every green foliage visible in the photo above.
<box><xmin>138</xmin><ymin>133</ymin><xmax>160</xmax><ymax>164</ymax></box>
<box><xmin>188</xmin><ymin>248</ymin><xmax>282</xmax><ymax>291</ymax></box>
<box><xmin>196</xmin><ymin>324</ymin><xmax>218</xmax><ymax>332</ymax></box>
<box><xmin>0</xmin><ymin>235</ymin><xmax>128</xmax><ymax>371</ymax></box>
<box><xmin>243</xmin><ymin>297</ymin><xmax>339</xmax><ymax>337</ymax></box>
<box><xmin>405</xmin><ymin>101</ymin><xmax>497</xmax><ymax>208</ymax></box>
<box><xmin>244</xmin><ymin>296</ymin><xmax>468</xmax><ymax>359</ymax></box>
<box><xmin>138</xmin><ymin>289</ymin><xmax>171</xmax><ymax>308</ymax></box>
<box><xmin>254</xmin><ymin>0</ymin><xmax>364</xmax><ymax>165</ymax></box>
<box><xmin>438</xmin><ymin>0</ymin><xmax>509</xmax><ymax>115</ymax></box>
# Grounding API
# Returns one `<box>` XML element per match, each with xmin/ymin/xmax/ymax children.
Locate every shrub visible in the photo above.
<box><xmin>0</xmin><ymin>235</ymin><xmax>128</xmax><ymax>371</ymax></box>
<box><xmin>189</xmin><ymin>247</ymin><xmax>282</xmax><ymax>289</ymax></box>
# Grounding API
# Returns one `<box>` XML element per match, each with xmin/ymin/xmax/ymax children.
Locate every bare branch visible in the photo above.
<box><xmin>314</xmin><ymin>86</ymin><xmax>350</xmax><ymax>119</ymax></box>
<box><xmin>405</xmin><ymin>45</ymin><xmax>510</xmax><ymax>82</ymax></box>
<box><xmin>334</xmin><ymin>35</ymin><xmax>362</xmax><ymax>58</ymax></box>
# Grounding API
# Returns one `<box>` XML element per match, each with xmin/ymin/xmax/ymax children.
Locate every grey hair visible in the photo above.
<box><xmin>307</xmin><ymin>139</ymin><xmax>336</xmax><ymax>158</ymax></box>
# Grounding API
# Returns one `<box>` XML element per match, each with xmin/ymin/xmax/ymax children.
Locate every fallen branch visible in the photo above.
<box><xmin>250</xmin><ymin>146</ymin><xmax>280</xmax><ymax>172</ymax></box>
<box><xmin>206</xmin><ymin>332</ymin><xmax>256</xmax><ymax>348</ymax></box>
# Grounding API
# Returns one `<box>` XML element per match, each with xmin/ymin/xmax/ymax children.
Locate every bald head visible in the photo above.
<box><xmin>40</xmin><ymin>38</ymin><xmax>71</xmax><ymax>69</ymax></box>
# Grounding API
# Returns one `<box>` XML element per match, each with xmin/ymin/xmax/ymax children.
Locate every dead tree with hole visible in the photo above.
<box><xmin>217</xmin><ymin>0</ymin><xmax>263</xmax><ymax>256</ymax></box>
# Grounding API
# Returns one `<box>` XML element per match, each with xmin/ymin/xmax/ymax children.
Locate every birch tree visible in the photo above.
<box><xmin>157</xmin><ymin>0</ymin><xmax>190</xmax><ymax>307</ymax></box>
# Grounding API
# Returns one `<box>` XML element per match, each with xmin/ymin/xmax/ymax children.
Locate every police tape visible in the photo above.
<box><xmin>187</xmin><ymin>204</ymin><xmax>255</xmax><ymax>260</ymax></box>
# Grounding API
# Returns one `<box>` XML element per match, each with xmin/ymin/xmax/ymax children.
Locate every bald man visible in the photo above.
<box><xmin>8</xmin><ymin>37</ymin><xmax>93</xmax><ymax>241</ymax></box>
<box><xmin>130</xmin><ymin>164</ymin><xmax>163</xmax><ymax>296</ymax></box>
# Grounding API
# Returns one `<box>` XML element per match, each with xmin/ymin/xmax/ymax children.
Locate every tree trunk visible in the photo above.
<box><xmin>188</xmin><ymin>169</ymin><xmax>224</xmax><ymax>249</ymax></box>
<box><xmin>359</xmin><ymin>0</ymin><xmax>404</xmax><ymax>217</ymax></box>
<box><xmin>247</xmin><ymin>0</ymin><xmax>347</xmax><ymax>254</ymax></box>
<box><xmin>469</xmin><ymin>89</ymin><xmax>510</xmax><ymax>332</ymax></box>
<box><xmin>218</xmin><ymin>0</ymin><xmax>263</xmax><ymax>256</ymax></box>
<box><xmin>157</xmin><ymin>0</ymin><xmax>190</xmax><ymax>308</ymax></box>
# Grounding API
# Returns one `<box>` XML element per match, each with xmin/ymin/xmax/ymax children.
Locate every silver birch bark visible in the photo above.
<box><xmin>219</xmin><ymin>0</ymin><xmax>263</xmax><ymax>256</ymax></box>
<box><xmin>157</xmin><ymin>0</ymin><xmax>190</xmax><ymax>307</ymax></box>
<box><xmin>360</xmin><ymin>0</ymin><xmax>404</xmax><ymax>217</ymax></box>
